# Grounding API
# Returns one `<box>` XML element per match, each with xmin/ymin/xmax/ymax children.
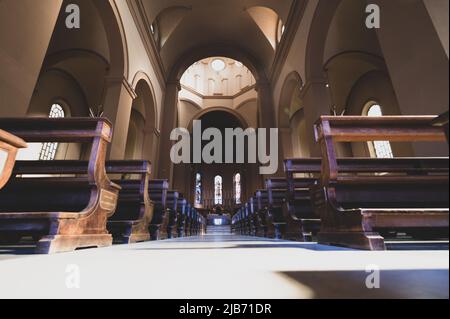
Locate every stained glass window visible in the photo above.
<box><xmin>39</xmin><ymin>104</ymin><xmax>65</xmax><ymax>160</ymax></box>
<box><xmin>214</xmin><ymin>175</ymin><xmax>223</xmax><ymax>205</ymax></box>
<box><xmin>195</xmin><ymin>173</ymin><xmax>202</xmax><ymax>205</ymax></box>
<box><xmin>367</xmin><ymin>104</ymin><xmax>394</xmax><ymax>159</ymax></box>
<box><xmin>234</xmin><ymin>173</ymin><xmax>241</xmax><ymax>204</ymax></box>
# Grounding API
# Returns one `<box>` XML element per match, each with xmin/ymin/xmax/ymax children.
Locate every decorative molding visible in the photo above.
<box><xmin>180</xmin><ymin>84</ymin><xmax>257</xmax><ymax>100</ymax></box>
<box><xmin>269</xmin><ymin>0</ymin><xmax>308</xmax><ymax>85</ymax></box>
<box><xmin>126</xmin><ymin>0</ymin><xmax>167</xmax><ymax>90</ymax></box>
<box><xmin>105</xmin><ymin>76</ymin><xmax>137</xmax><ymax>99</ymax></box>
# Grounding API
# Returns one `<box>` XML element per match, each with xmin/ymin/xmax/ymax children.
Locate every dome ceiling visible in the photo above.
<box><xmin>139</xmin><ymin>0</ymin><xmax>296</xmax><ymax>76</ymax></box>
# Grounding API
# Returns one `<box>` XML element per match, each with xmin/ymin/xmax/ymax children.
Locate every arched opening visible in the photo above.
<box><xmin>214</xmin><ymin>175</ymin><xmax>223</xmax><ymax>205</ymax></box>
<box><xmin>125</xmin><ymin>78</ymin><xmax>158</xmax><ymax>165</ymax></box>
<box><xmin>233</xmin><ymin>173</ymin><xmax>242</xmax><ymax>205</ymax></box>
<box><xmin>364</xmin><ymin>103</ymin><xmax>394</xmax><ymax>159</ymax></box>
<box><xmin>38</xmin><ymin>104</ymin><xmax>66</xmax><ymax>161</ymax></box>
<box><xmin>23</xmin><ymin>0</ymin><xmax>127</xmax><ymax>162</ymax></box>
<box><xmin>278</xmin><ymin>72</ymin><xmax>308</xmax><ymax>168</ymax></box>
<box><xmin>180</xmin><ymin>57</ymin><xmax>256</xmax><ymax>97</ymax></box>
<box><xmin>195</xmin><ymin>172</ymin><xmax>203</xmax><ymax>206</ymax></box>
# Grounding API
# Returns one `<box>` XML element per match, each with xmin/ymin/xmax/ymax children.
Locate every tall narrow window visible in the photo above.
<box><xmin>366</xmin><ymin>104</ymin><xmax>394</xmax><ymax>158</ymax></box>
<box><xmin>39</xmin><ymin>104</ymin><xmax>65</xmax><ymax>160</ymax></box>
<box><xmin>195</xmin><ymin>173</ymin><xmax>202</xmax><ymax>205</ymax></box>
<box><xmin>234</xmin><ymin>173</ymin><xmax>241</xmax><ymax>205</ymax></box>
<box><xmin>214</xmin><ymin>175</ymin><xmax>223</xmax><ymax>205</ymax></box>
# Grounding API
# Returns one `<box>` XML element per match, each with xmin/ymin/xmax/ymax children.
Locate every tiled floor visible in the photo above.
<box><xmin>0</xmin><ymin>232</ymin><xmax>448</xmax><ymax>299</ymax></box>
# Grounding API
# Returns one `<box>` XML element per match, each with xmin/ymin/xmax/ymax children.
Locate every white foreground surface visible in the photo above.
<box><xmin>0</xmin><ymin>233</ymin><xmax>448</xmax><ymax>299</ymax></box>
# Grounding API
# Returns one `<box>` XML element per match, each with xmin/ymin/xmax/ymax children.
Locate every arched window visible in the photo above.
<box><xmin>366</xmin><ymin>104</ymin><xmax>394</xmax><ymax>159</ymax></box>
<box><xmin>234</xmin><ymin>173</ymin><xmax>241</xmax><ymax>205</ymax></box>
<box><xmin>39</xmin><ymin>104</ymin><xmax>65</xmax><ymax>160</ymax></box>
<box><xmin>195</xmin><ymin>173</ymin><xmax>202</xmax><ymax>205</ymax></box>
<box><xmin>214</xmin><ymin>175</ymin><xmax>223</xmax><ymax>205</ymax></box>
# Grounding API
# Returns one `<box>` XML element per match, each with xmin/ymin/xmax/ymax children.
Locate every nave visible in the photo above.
<box><xmin>0</xmin><ymin>226</ymin><xmax>448</xmax><ymax>299</ymax></box>
<box><xmin>0</xmin><ymin>0</ymin><xmax>449</xmax><ymax>300</ymax></box>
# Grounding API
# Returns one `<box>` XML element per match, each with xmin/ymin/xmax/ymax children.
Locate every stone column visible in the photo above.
<box><xmin>0</xmin><ymin>0</ymin><xmax>63</xmax><ymax>117</ymax></box>
<box><xmin>371</xmin><ymin>0</ymin><xmax>449</xmax><ymax>156</ymax></box>
<box><xmin>300</xmin><ymin>78</ymin><xmax>333</xmax><ymax>157</ymax></box>
<box><xmin>158</xmin><ymin>81</ymin><xmax>180</xmax><ymax>182</ymax></box>
<box><xmin>102</xmin><ymin>76</ymin><xmax>137</xmax><ymax>160</ymax></box>
<box><xmin>142</xmin><ymin>126</ymin><xmax>160</xmax><ymax>176</ymax></box>
<box><xmin>278</xmin><ymin>127</ymin><xmax>294</xmax><ymax>176</ymax></box>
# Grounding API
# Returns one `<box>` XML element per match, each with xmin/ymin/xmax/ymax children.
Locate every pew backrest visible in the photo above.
<box><xmin>314</xmin><ymin>116</ymin><xmax>448</xmax><ymax>185</ymax></box>
<box><xmin>0</xmin><ymin>129</ymin><xmax>27</xmax><ymax>189</ymax></box>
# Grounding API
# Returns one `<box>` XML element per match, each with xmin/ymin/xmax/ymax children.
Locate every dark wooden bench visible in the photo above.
<box><xmin>0</xmin><ymin>118</ymin><xmax>119</xmax><ymax>254</ymax></box>
<box><xmin>190</xmin><ymin>207</ymin><xmax>198</xmax><ymax>236</ymax></box>
<box><xmin>148</xmin><ymin>179</ymin><xmax>169</xmax><ymax>240</ymax></box>
<box><xmin>255</xmin><ymin>190</ymin><xmax>275</xmax><ymax>238</ymax></box>
<box><xmin>0</xmin><ymin>129</ymin><xmax>27</xmax><ymax>189</ymax></box>
<box><xmin>10</xmin><ymin>160</ymin><xmax>154</xmax><ymax>245</ymax></box>
<box><xmin>247</xmin><ymin>197</ymin><xmax>262</xmax><ymax>237</ymax></box>
<box><xmin>161</xmin><ymin>190</ymin><xmax>179</xmax><ymax>239</ymax></box>
<box><xmin>266</xmin><ymin>174</ymin><xmax>320</xmax><ymax>241</ymax></box>
<box><xmin>313</xmin><ymin>116</ymin><xmax>449</xmax><ymax>250</ymax></box>
<box><xmin>184</xmin><ymin>203</ymin><xmax>193</xmax><ymax>237</ymax></box>
<box><xmin>177</xmin><ymin>197</ymin><xmax>187</xmax><ymax>238</ymax></box>
<box><xmin>105</xmin><ymin>161</ymin><xmax>153</xmax><ymax>244</ymax></box>
<box><xmin>432</xmin><ymin>111</ymin><xmax>449</xmax><ymax>142</ymax></box>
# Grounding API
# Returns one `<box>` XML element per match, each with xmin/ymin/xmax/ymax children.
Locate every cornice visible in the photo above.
<box><xmin>126</xmin><ymin>0</ymin><xmax>167</xmax><ymax>90</ymax></box>
<box><xmin>269</xmin><ymin>0</ymin><xmax>308</xmax><ymax>85</ymax></box>
<box><xmin>180</xmin><ymin>84</ymin><xmax>257</xmax><ymax>100</ymax></box>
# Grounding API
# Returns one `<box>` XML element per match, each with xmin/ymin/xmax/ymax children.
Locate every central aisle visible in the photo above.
<box><xmin>0</xmin><ymin>228</ymin><xmax>448</xmax><ymax>299</ymax></box>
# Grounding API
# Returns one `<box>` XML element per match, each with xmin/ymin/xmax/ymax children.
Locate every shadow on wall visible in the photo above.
<box><xmin>281</xmin><ymin>269</ymin><xmax>449</xmax><ymax>299</ymax></box>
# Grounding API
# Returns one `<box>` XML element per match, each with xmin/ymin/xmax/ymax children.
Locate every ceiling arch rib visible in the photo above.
<box><xmin>155</xmin><ymin>6</ymin><xmax>192</xmax><ymax>49</ymax></box>
<box><xmin>246</xmin><ymin>6</ymin><xmax>281</xmax><ymax>50</ymax></box>
<box><xmin>140</xmin><ymin>0</ymin><xmax>295</xmax><ymax>78</ymax></box>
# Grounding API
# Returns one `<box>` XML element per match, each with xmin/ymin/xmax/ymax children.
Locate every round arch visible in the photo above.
<box><xmin>168</xmin><ymin>44</ymin><xmax>268</xmax><ymax>84</ymax></box>
<box><xmin>278</xmin><ymin>71</ymin><xmax>303</xmax><ymax>128</ymax></box>
<box><xmin>131</xmin><ymin>71</ymin><xmax>158</xmax><ymax>129</ymax></box>
<box><xmin>235</xmin><ymin>98</ymin><xmax>258</xmax><ymax>111</ymax></box>
<box><xmin>187</xmin><ymin>106</ymin><xmax>250</xmax><ymax>132</ymax></box>
<box><xmin>92</xmin><ymin>0</ymin><xmax>129</xmax><ymax>78</ymax></box>
<box><xmin>305</xmin><ymin>0</ymin><xmax>342</xmax><ymax>80</ymax></box>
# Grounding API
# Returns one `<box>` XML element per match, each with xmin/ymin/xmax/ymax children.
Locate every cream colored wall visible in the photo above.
<box><xmin>0</xmin><ymin>0</ymin><xmax>63</xmax><ymax>117</ymax></box>
<box><xmin>272</xmin><ymin>0</ymin><xmax>318</xmax><ymax>125</ymax></box>
<box><xmin>235</xmin><ymin>100</ymin><xmax>258</xmax><ymax>129</ymax></box>
<box><xmin>423</xmin><ymin>0</ymin><xmax>449</xmax><ymax>58</ymax></box>
<box><xmin>181</xmin><ymin>58</ymin><xmax>255</xmax><ymax>96</ymax></box>
<box><xmin>114</xmin><ymin>0</ymin><xmax>164</xmax><ymax>130</ymax></box>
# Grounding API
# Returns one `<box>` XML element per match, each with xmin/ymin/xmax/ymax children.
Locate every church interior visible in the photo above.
<box><xmin>0</xmin><ymin>0</ymin><xmax>448</xmax><ymax>299</ymax></box>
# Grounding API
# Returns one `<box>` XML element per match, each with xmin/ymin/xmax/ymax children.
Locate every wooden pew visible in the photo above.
<box><xmin>432</xmin><ymin>111</ymin><xmax>449</xmax><ymax>143</ymax></box>
<box><xmin>255</xmin><ymin>190</ymin><xmax>275</xmax><ymax>238</ymax></box>
<box><xmin>0</xmin><ymin>118</ymin><xmax>119</xmax><ymax>254</ymax></box>
<box><xmin>177</xmin><ymin>198</ymin><xmax>187</xmax><ymax>238</ymax></box>
<box><xmin>184</xmin><ymin>205</ymin><xmax>193</xmax><ymax>237</ymax></box>
<box><xmin>191</xmin><ymin>208</ymin><xmax>199</xmax><ymax>236</ymax></box>
<box><xmin>282</xmin><ymin>158</ymin><xmax>326</xmax><ymax>241</ymax></box>
<box><xmin>248</xmin><ymin>197</ymin><xmax>262</xmax><ymax>237</ymax></box>
<box><xmin>105</xmin><ymin>161</ymin><xmax>154</xmax><ymax>244</ymax></box>
<box><xmin>162</xmin><ymin>190</ymin><xmax>179</xmax><ymax>239</ymax></box>
<box><xmin>266</xmin><ymin>177</ymin><xmax>319</xmax><ymax>241</ymax></box>
<box><xmin>313</xmin><ymin>116</ymin><xmax>449</xmax><ymax>250</ymax></box>
<box><xmin>148</xmin><ymin>179</ymin><xmax>169</xmax><ymax>240</ymax></box>
<box><xmin>0</xmin><ymin>129</ymin><xmax>27</xmax><ymax>189</ymax></box>
<box><xmin>11</xmin><ymin>160</ymin><xmax>155</xmax><ymax>245</ymax></box>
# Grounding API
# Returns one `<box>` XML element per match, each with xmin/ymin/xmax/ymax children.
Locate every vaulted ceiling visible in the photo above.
<box><xmin>138</xmin><ymin>0</ymin><xmax>296</xmax><ymax>77</ymax></box>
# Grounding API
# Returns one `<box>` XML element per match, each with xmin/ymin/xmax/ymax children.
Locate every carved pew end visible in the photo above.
<box><xmin>36</xmin><ymin>234</ymin><xmax>113</xmax><ymax>254</ymax></box>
